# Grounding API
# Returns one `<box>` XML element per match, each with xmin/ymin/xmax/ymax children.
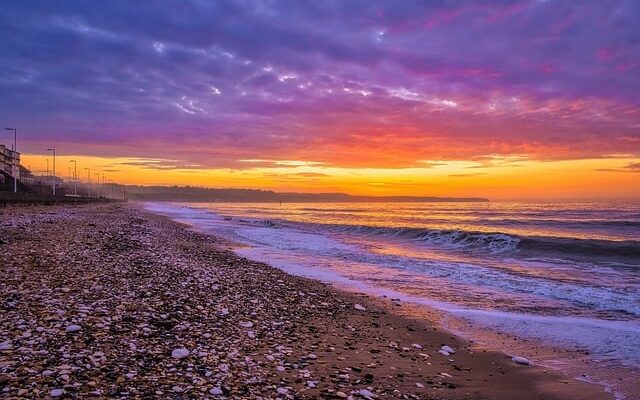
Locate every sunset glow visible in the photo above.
<box><xmin>2</xmin><ymin>1</ymin><xmax>639</xmax><ymax>199</ymax></box>
<box><xmin>21</xmin><ymin>154</ymin><xmax>639</xmax><ymax>200</ymax></box>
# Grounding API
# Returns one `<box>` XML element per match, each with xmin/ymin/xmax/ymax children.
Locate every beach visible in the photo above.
<box><xmin>0</xmin><ymin>203</ymin><xmax>611</xmax><ymax>399</ymax></box>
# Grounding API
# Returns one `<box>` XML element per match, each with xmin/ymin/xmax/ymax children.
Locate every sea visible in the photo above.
<box><xmin>146</xmin><ymin>201</ymin><xmax>640</xmax><ymax>398</ymax></box>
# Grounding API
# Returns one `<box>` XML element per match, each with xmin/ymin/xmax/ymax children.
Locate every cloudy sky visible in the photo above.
<box><xmin>1</xmin><ymin>1</ymin><xmax>638</xmax><ymax>199</ymax></box>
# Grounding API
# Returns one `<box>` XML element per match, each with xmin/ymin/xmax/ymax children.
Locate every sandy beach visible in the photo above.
<box><xmin>0</xmin><ymin>203</ymin><xmax>611</xmax><ymax>399</ymax></box>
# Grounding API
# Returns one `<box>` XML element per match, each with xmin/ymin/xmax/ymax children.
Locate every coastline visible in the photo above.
<box><xmin>0</xmin><ymin>203</ymin><xmax>611</xmax><ymax>399</ymax></box>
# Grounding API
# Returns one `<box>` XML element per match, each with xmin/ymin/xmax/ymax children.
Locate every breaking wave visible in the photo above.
<box><xmin>326</xmin><ymin>224</ymin><xmax>640</xmax><ymax>263</ymax></box>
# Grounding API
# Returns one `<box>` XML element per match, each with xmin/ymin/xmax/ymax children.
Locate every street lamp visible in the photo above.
<box><xmin>46</xmin><ymin>148</ymin><xmax>56</xmax><ymax>196</ymax></box>
<box><xmin>84</xmin><ymin>167</ymin><xmax>91</xmax><ymax>197</ymax></box>
<box><xmin>69</xmin><ymin>160</ymin><xmax>77</xmax><ymax>196</ymax></box>
<box><xmin>94</xmin><ymin>172</ymin><xmax>100</xmax><ymax>197</ymax></box>
<box><xmin>4</xmin><ymin>127</ymin><xmax>17</xmax><ymax>193</ymax></box>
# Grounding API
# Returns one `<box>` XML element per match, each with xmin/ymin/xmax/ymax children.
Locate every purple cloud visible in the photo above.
<box><xmin>0</xmin><ymin>0</ymin><xmax>638</xmax><ymax>168</ymax></box>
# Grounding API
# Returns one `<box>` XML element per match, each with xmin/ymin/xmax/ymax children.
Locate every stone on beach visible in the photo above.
<box><xmin>354</xmin><ymin>303</ymin><xmax>366</xmax><ymax>311</ymax></box>
<box><xmin>171</xmin><ymin>348</ymin><xmax>190</xmax><ymax>359</ymax></box>
<box><xmin>172</xmin><ymin>385</ymin><xmax>184</xmax><ymax>393</ymax></box>
<box><xmin>512</xmin><ymin>356</ymin><xmax>532</xmax><ymax>365</ymax></box>
<box><xmin>439</xmin><ymin>345</ymin><xmax>456</xmax><ymax>356</ymax></box>
<box><xmin>357</xmin><ymin>388</ymin><xmax>376</xmax><ymax>398</ymax></box>
<box><xmin>209</xmin><ymin>386</ymin><xmax>223</xmax><ymax>395</ymax></box>
<box><xmin>65</xmin><ymin>324</ymin><xmax>81</xmax><ymax>332</ymax></box>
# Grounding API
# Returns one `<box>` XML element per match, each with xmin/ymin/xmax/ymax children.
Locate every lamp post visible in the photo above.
<box><xmin>70</xmin><ymin>160</ymin><xmax>77</xmax><ymax>196</ymax></box>
<box><xmin>46</xmin><ymin>148</ymin><xmax>56</xmax><ymax>195</ymax></box>
<box><xmin>85</xmin><ymin>167</ymin><xmax>91</xmax><ymax>197</ymax></box>
<box><xmin>4</xmin><ymin>127</ymin><xmax>17</xmax><ymax>193</ymax></box>
<box><xmin>94</xmin><ymin>172</ymin><xmax>100</xmax><ymax>197</ymax></box>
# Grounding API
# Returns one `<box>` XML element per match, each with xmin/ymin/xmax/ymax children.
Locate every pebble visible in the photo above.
<box><xmin>354</xmin><ymin>304</ymin><xmax>366</xmax><ymax>311</ymax></box>
<box><xmin>50</xmin><ymin>388</ymin><xmax>65</xmax><ymax>397</ymax></box>
<box><xmin>441</xmin><ymin>345</ymin><xmax>456</xmax><ymax>353</ymax></box>
<box><xmin>239</xmin><ymin>321</ymin><xmax>254</xmax><ymax>328</ymax></box>
<box><xmin>66</xmin><ymin>324</ymin><xmax>82</xmax><ymax>332</ymax></box>
<box><xmin>358</xmin><ymin>388</ymin><xmax>376</xmax><ymax>398</ymax></box>
<box><xmin>0</xmin><ymin>341</ymin><xmax>12</xmax><ymax>350</ymax></box>
<box><xmin>209</xmin><ymin>387</ymin><xmax>223</xmax><ymax>395</ymax></box>
<box><xmin>276</xmin><ymin>387</ymin><xmax>289</xmax><ymax>395</ymax></box>
<box><xmin>512</xmin><ymin>356</ymin><xmax>532</xmax><ymax>365</ymax></box>
<box><xmin>172</xmin><ymin>385</ymin><xmax>184</xmax><ymax>393</ymax></box>
<box><xmin>171</xmin><ymin>348</ymin><xmax>190</xmax><ymax>359</ymax></box>
<box><xmin>439</xmin><ymin>345</ymin><xmax>456</xmax><ymax>356</ymax></box>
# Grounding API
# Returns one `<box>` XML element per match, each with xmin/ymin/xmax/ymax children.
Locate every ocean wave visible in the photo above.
<box><xmin>518</xmin><ymin>237</ymin><xmax>640</xmax><ymax>263</ymax></box>
<box><xmin>328</xmin><ymin>224</ymin><xmax>640</xmax><ymax>262</ymax></box>
<box><xmin>238</xmin><ymin>218</ymin><xmax>281</xmax><ymax>228</ymax></box>
<box><xmin>221</xmin><ymin>212</ymin><xmax>640</xmax><ymax>264</ymax></box>
<box><xmin>300</xmin><ymin>207</ymin><xmax>367</xmax><ymax>213</ymax></box>
<box><xmin>474</xmin><ymin>218</ymin><xmax>640</xmax><ymax>228</ymax></box>
<box><xmin>333</xmin><ymin>225</ymin><xmax>519</xmax><ymax>253</ymax></box>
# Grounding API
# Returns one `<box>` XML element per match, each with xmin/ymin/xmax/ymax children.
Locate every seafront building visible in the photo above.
<box><xmin>1</xmin><ymin>141</ymin><xmax>66</xmax><ymax>195</ymax></box>
<box><xmin>1</xmin><ymin>142</ymin><xmax>126</xmax><ymax>200</ymax></box>
<box><xmin>0</xmin><ymin>143</ymin><xmax>20</xmax><ymax>187</ymax></box>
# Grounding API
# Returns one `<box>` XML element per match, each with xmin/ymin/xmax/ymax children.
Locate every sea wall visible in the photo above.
<box><xmin>0</xmin><ymin>192</ymin><xmax>122</xmax><ymax>206</ymax></box>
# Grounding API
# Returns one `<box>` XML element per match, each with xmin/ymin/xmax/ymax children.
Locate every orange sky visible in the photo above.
<box><xmin>21</xmin><ymin>153</ymin><xmax>640</xmax><ymax>201</ymax></box>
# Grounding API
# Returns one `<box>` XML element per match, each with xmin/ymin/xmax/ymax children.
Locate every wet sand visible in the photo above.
<box><xmin>0</xmin><ymin>203</ymin><xmax>611</xmax><ymax>399</ymax></box>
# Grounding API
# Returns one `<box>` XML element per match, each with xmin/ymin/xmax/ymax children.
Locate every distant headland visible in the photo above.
<box><xmin>126</xmin><ymin>185</ymin><xmax>489</xmax><ymax>203</ymax></box>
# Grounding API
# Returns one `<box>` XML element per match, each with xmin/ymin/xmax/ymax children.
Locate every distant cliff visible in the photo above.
<box><xmin>126</xmin><ymin>186</ymin><xmax>489</xmax><ymax>203</ymax></box>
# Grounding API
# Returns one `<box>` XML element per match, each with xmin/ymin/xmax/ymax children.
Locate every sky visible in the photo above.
<box><xmin>1</xmin><ymin>0</ymin><xmax>639</xmax><ymax>200</ymax></box>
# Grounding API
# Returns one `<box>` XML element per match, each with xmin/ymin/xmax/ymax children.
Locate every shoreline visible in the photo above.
<box><xmin>1</xmin><ymin>203</ymin><xmax>611</xmax><ymax>399</ymax></box>
<box><xmin>147</xmin><ymin>201</ymin><xmax>639</xmax><ymax>400</ymax></box>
